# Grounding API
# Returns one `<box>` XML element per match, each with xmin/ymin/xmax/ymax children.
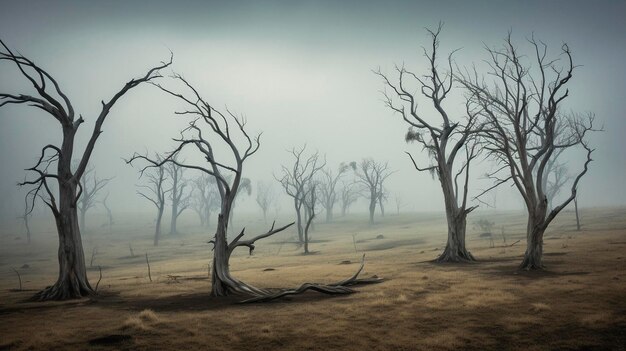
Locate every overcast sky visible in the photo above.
<box><xmin>1</xmin><ymin>0</ymin><xmax>625</xmax><ymax>222</ymax></box>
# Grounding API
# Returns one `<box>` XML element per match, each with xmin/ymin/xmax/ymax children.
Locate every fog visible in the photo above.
<box><xmin>1</xmin><ymin>0</ymin><xmax>625</xmax><ymax>224</ymax></box>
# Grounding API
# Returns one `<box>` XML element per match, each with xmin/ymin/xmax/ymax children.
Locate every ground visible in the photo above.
<box><xmin>0</xmin><ymin>207</ymin><xmax>625</xmax><ymax>350</ymax></box>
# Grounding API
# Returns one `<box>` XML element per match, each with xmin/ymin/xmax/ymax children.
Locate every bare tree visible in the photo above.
<box><xmin>0</xmin><ymin>39</ymin><xmax>171</xmax><ymax>300</ymax></box>
<box><xmin>458</xmin><ymin>33</ymin><xmax>596</xmax><ymax>270</ymax></box>
<box><xmin>339</xmin><ymin>180</ymin><xmax>360</xmax><ymax>216</ymax></box>
<box><xmin>191</xmin><ymin>174</ymin><xmax>220</xmax><ymax>227</ymax></box>
<box><xmin>100</xmin><ymin>192</ymin><xmax>114</xmax><ymax>233</ymax></box>
<box><xmin>133</xmin><ymin>156</ymin><xmax>169</xmax><ymax>246</ymax></box>
<box><xmin>394</xmin><ymin>194</ymin><xmax>404</xmax><ymax>215</ymax></box>
<box><xmin>302</xmin><ymin>183</ymin><xmax>317</xmax><ymax>254</ymax></box>
<box><xmin>318</xmin><ymin>162</ymin><xmax>354</xmax><ymax>223</ymax></box>
<box><xmin>165</xmin><ymin>160</ymin><xmax>191</xmax><ymax>235</ymax></box>
<box><xmin>355</xmin><ymin>159</ymin><xmax>393</xmax><ymax>225</ymax></box>
<box><xmin>18</xmin><ymin>198</ymin><xmax>32</xmax><ymax>244</ymax></box>
<box><xmin>77</xmin><ymin>166</ymin><xmax>112</xmax><ymax>232</ymax></box>
<box><xmin>375</xmin><ymin>24</ymin><xmax>481</xmax><ymax>262</ymax></box>
<box><xmin>255</xmin><ymin>181</ymin><xmax>276</xmax><ymax>223</ymax></box>
<box><xmin>127</xmin><ymin>74</ymin><xmax>295</xmax><ymax>297</ymax></box>
<box><xmin>377</xmin><ymin>187</ymin><xmax>389</xmax><ymax>217</ymax></box>
<box><xmin>276</xmin><ymin>146</ymin><xmax>326</xmax><ymax>242</ymax></box>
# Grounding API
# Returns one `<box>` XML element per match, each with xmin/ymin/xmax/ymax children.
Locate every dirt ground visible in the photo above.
<box><xmin>0</xmin><ymin>207</ymin><xmax>625</xmax><ymax>350</ymax></box>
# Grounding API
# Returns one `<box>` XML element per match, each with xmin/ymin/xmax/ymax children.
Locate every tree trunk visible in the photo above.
<box><xmin>170</xmin><ymin>200</ymin><xmax>178</xmax><ymax>235</ymax></box>
<box><xmin>295</xmin><ymin>200</ymin><xmax>304</xmax><ymax>242</ymax></box>
<box><xmin>436</xmin><ymin>210</ymin><xmax>474</xmax><ymax>262</ymax></box>
<box><xmin>369</xmin><ymin>197</ymin><xmax>376</xmax><ymax>225</ymax></box>
<box><xmin>435</xmin><ymin>169</ymin><xmax>474</xmax><ymax>263</ymax></box>
<box><xmin>154</xmin><ymin>206</ymin><xmax>164</xmax><ymax>246</ymax></box>
<box><xmin>574</xmin><ymin>197</ymin><xmax>581</xmax><ymax>231</ymax></box>
<box><xmin>33</xmin><ymin>181</ymin><xmax>93</xmax><ymax>300</ymax></box>
<box><xmin>325</xmin><ymin>202</ymin><xmax>333</xmax><ymax>223</ymax></box>
<box><xmin>520</xmin><ymin>215</ymin><xmax>546</xmax><ymax>270</ymax></box>
<box><xmin>25</xmin><ymin>216</ymin><xmax>31</xmax><ymax>244</ymax></box>
<box><xmin>379</xmin><ymin>197</ymin><xmax>385</xmax><ymax>217</ymax></box>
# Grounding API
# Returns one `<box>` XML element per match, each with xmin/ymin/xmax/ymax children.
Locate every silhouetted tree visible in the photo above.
<box><xmin>77</xmin><ymin>166</ymin><xmax>112</xmax><ymax>232</ymax></box>
<box><xmin>165</xmin><ymin>160</ymin><xmax>191</xmax><ymax>235</ymax></box>
<box><xmin>255</xmin><ymin>181</ymin><xmax>276</xmax><ymax>223</ymax></box>
<box><xmin>133</xmin><ymin>156</ymin><xmax>169</xmax><ymax>246</ymax></box>
<box><xmin>276</xmin><ymin>146</ymin><xmax>325</xmax><ymax>242</ymax></box>
<box><xmin>100</xmin><ymin>192</ymin><xmax>114</xmax><ymax>233</ymax></box>
<box><xmin>459</xmin><ymin>33</ymin><xmax>596</xmax><ymax>270</ymax></box>
<box><xmin>355</xmin><ymin>159</ymin><xmax>393</xmax><ymax>225</ymax></box>
<box><xmin>191</xmin><ymin>174</ymin><xmax>220</xmax><ymax>227</ymax></box>
<box><xmin>375</xmin><ymin>24</ymin><xmax>481</xmax><ymax>262</ymax></box>
<box><xmin>339</xmin><ymin>180</ymin><xmax>360</xmax><ymax>216</ymax></box>
<box><xmin>127</xmin><ymin>74</ymin><xmax>294</xmax><ymax>297</ymax></box>
<box><xmin>0</xmin><ymin>39</ymin><xmax>171</xmax><ymax>300</ymax></box>
<box><xmin>318</xmin><ymin>162</ymin><xmax>353</xmax><ymax>223</ymax></box>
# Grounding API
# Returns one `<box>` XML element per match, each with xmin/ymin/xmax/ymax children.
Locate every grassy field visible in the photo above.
<box><xmin>0</xmin><ymin>207</ymin><xmax>625</xmax><ymax>350</ymax></box>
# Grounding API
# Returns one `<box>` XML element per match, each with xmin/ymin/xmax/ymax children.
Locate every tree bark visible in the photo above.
<box><xmin>154</xmin><ymin>206</ymin><xmax>164</xmax><ymax>246</ymax></box>
<box><xmin>574</xmin><ymin>197</ymin><xmax>581</xmax><ymax>231</ymax></box>
<box><xmin>520</xmin><ymin>226</ymin><xmax>545</xmax><ymax>270</ymax></box>
<box><xmin>33</xmin><ymin>131</ymin><xmax>93</xmax><ymax>300</ymax></box>
<box><xmin>368</xmin><ymin>193</ymin><xmax>376</xmax><ymax>225</ymax></box>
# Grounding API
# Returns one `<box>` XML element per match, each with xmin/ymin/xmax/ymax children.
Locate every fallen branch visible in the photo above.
<box><xmin>239</xmin><ymin>254</ymin><xmax>384</xmax><ymax>303</ymax></box>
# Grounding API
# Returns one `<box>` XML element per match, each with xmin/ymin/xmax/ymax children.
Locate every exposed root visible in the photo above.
<box><xmin>30</xmin><ymin>279</ymin><xmax>94</xmax><ymax>301</ymax></box>
<box><xmin>239</xmin><ymin>254</ymin><xmax>384</xmax><ymax>303</ymax></box>
<box><xmin>434</xmin><ymin>245</ymin><xmax>476</xmax><ymax>263</ymax></box>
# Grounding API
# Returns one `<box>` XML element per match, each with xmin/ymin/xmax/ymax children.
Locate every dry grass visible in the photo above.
<box><xmin>0</xmin><ymin>207</ymin><xmax>625</xmax><ymax>350</ymax></box>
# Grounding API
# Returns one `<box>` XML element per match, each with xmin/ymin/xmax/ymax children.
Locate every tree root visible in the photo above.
<box><xmin>239</xmin><ymin>254</ymin><xmax>384</xmax><ymax>303</ymax></box>
<box><xmin>435</xmin><ymin>246</ymin><xmax>476</xmax><ymax>263</ymax></box>
<box><xmin>30</xmin><ymin>280</ymin><xmax>94</xmax><ymax>301</ymax></box>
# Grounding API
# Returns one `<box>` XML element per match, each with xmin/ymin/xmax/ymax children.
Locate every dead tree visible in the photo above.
<box><xmin>375</xmin><ymin>24</ymin><xmax>480</xmax><ymax>262</ymax></box>
<box><xmin>133</xmin><ymin>156</ymin><xmax>169</xmax><ymax>246</ymax></box>
<box><xmin>0</xmin><ymin>39</ymin><xmax>171</xmax><ymax>300</ymax></box>
<box><xmin>77</xmin><ymin>166</ymin><xmax>112</xmax><ymax>232</ymax></box>
<box><xmin>355</xmin><ymin>159</ymin><xmax>393</xmax><ymax>225</ymax></box>
<box><xmin>458</xmin><ymin>33</ymin><xmax>596</xmax><ymax>270</ymax></box>
<box><xmin>377</xmin><ymin>187</ymin><xmax>389</xmax><ymax>217</ymax></box>
<box><xmin>276</xmin><ymin>146</ymin><xmax>326</xmax><ymax>242</ymax></box>
<box><xmin>394</xmin><ymin>194</ymin><xmax>404</xmax><ymax>215</ymax></box>
<box><xmin>191</xmin><ymin>174</ymin><xmax>220</xmax><ymax>227</ymax></box>
<box><xmin>574</xmin><ymin>196</ymin><xmax>581</xmax><ymax>231</ymax></box>
<box><xmin>126</xmin><ymin>74</ymin><xmax>295</xmax><ymax>297</ymax></box>
<box><xmin>100</xmin><ymin>193</ymin><xmax>114</xmax><ymax>232</ymax></box>
<box><xmin>339</xmin><ymin>180</ymin><xmax>360</xmax><ymax>216</ymax></box>
<box><xmin>165</xmin><ymin>160</ymin><xmax>191</xmax><ymax>235</ymax></box>
<box><xmin>318</xmin><ymin>162</ymin><xmax>354</xmax><ymax>223</ymax></box>
<box><xmin>255</xmin><ymin>181</ymin><xmax>276</xmax><ymax>223</ymax></box>
<box><xmin>302</xmin><ymin>183</ymin><xmax>317</xmax><ymax>254</ymax></box>
<box><xmin>18</xmin><ymin>198</ymin><xmax>33</xmax><ymax>244</ymax></box>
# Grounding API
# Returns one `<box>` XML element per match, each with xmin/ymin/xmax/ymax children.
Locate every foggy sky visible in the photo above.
<box><xmin>1</xmin><ymin>0</ymin><xmax>625</xmax><ymax>222</ymax></box>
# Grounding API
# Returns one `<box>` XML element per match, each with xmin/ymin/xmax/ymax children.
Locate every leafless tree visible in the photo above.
<box><xmin>18</xmin><ymin>198</ymin><xmax>32</xmax><ymax>244</ymax></box>
<box><xmin>458</xmin><ymin>33</ymin><xmax>597</xmax><ymax>270</ymax></box>
<box><xmin>255</xmin><ymin>181</ymin><xmax>276</xmax><ymax>223</ymax></box>
<box><xmin>165</xmin><ymin>160</ymin><xmax>191</xmax><ymax>235</ymax></box>
<box><xmin>375</xmin><ymin>24</ymin><xmax>481</xmax><ymax>262</ymax></box>
<box><xmin>100</xmin><ymin>192</ymin><xmax>114</xmax><ymax>233</ymax></box>
<box><xmin>0</xmin><ymin>39</ymin><xmax>171</xmax><ymax>300</ymax></box>
<box><xmin>133</xmin><ymin>156</ymin><xmax>169</xmax><ymax>246</ymax></box>
<box><xmin>355</xmin><ymin>159</ymin><xmax>393</xmax><ymax>225</ymax></box>
<box><xmin>394</xmin><ymin>194</ymin><xmax>404</xmax><ymax>215</ymax></box>
<box><xmin>377</xmin><ymin>187</ymin><xmax>389</xmax><ymax>217</ymax></box>
<box><xmin>339</xmin><ymin>180</ymin><xmax>360</xmax><ymax>216</ymax></box>
<box><xmin>77</xmin><ymin>166</ymin><xmax>112</xmax><ymax>232</ymax></box>
<box><xmin>191</xmin><ymin>174</ymin><xmax>220</xmax><ymax>227</ymax></box>
<box><xmin>126</xmin><ymin>74</ymin><xmax>295</xmax><ymax>297</ymax></box>
<box><xmin>318</xmin><ymin>162</ymin><xmax>354</xmax><ymax>223</ymax></box>
<box><xmin>276</xmin><ymin>146</ymin><xmax>326</xmax><ymax>242</ymax></box>
<box><xmin>302</xmin><ymin>183</ymin><xmax>317</xmax><ymax>254</ymax></box>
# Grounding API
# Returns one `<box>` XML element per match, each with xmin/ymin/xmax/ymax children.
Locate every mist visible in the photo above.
<box><xmin>1</xmin><ymin>0</ymin><xmax>625</xmax><ymax>223</ymax></box>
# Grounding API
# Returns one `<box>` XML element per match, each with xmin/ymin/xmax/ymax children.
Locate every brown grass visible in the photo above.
<box><xmin>0</xmin><ymin>207</ymin><xmax>625</xmax><ymax>350</ymax></box>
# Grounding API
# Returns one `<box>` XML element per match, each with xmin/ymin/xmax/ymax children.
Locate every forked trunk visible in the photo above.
<box><xmin>33</xmin><ymin>181</ymin><xmax>93</xmax><ymax>300</ymax></box>
<box><xmin>295</xmin><ymin>200</ymin><xmax>304</xmax><ymax>242</ymax></box>
<box><xmin>170</xmin><ymin>200</ymin><xmax>178</xmax><ymax>235</ymax></box>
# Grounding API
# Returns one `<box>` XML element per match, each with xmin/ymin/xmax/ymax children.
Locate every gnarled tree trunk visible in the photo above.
<box><xmin>520</xmin><ymin>211</ymin><xmax>547</xmax><ymax>270</ymax></box>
